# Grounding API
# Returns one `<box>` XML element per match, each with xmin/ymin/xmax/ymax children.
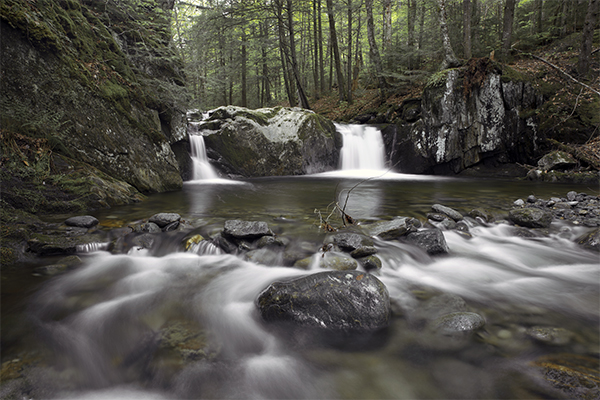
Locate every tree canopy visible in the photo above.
<box><xmin>171</xmin><ymin>0</ymin><xmax>598</xmax><ymax>110</ymax></box>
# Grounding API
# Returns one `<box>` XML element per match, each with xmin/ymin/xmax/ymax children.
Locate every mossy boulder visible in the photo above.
<box><xmin>0</xmin><ymin>0</ymin><xmax>187</xmax><ymax>199</ymax></box>
<box><xmin>201</xmin><ymin>106</ymin><xmax>341</xmax><ymax>177</ymax></box>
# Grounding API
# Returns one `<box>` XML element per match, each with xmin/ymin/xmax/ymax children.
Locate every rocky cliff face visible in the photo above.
<box><xmin>194</xmin><ymin>106</ymin><xmax>342</xmax><ymax>177</ymax></box>
<box><xmin>384</xmin><ymin>59</ymin><xmax>543</xmax><ymax>174</ymax></box>
<box><xmin>1</xmin><ymin>0</ymin><xmax>187</xmax><ymax>212</ymax></box>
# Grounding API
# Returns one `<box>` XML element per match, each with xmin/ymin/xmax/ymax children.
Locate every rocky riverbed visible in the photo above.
<box><xmin>1</xmin><ymin>190</ymin><xmax>598</xmax><ymax>400</ymax></box>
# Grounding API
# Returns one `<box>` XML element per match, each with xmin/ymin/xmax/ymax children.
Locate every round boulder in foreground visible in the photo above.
<box><xmin>257</xmin><ymin>270</ymin><xmax>390</xmax><ymax>332</ymax></box>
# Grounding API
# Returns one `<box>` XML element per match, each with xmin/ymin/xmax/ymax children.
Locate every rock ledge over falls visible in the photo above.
<box><xmin>191</xmin><ymin>106</ymin><xmax>342</xmax><ymax>177</ymax></box>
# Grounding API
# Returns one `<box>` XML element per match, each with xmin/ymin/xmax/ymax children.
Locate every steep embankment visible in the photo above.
<box><xmin>1</xmin><ymin>0</ymin><xmax>187</xmax><ymax>214</ymax></box>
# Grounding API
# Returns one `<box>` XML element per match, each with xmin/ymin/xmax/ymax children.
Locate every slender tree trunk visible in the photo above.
<box><xmin>318</xmin><ymin>0</ymin><xmax>325</xmax><ymax>93</ymax></box>
<box><xmin>313</xmin><ymin>0</ymin><xmax>320</xmax><ymax>98</ymax></box>
<box><xmin>366</xmin><ymin>0</ymin><xmax>387</xmax><ymax>98</ymax></box>
<box><xmin>438</xmin><ymin>0</ymin><xmax>461</xmax><ymax>70</ymax></box>
<box><xmin>501</xmin><ymin>0</ymin><xmax>516</xmax><ymax>62</ymax></box>
<box><xmin>417</xmin><ymin>2</ymin><xmax>425</xmax><ymax>67</ymax></box>
<box><xmin>578</xmin><ymin>0</ymin><xmax>599</xmax><ymax>76</ymax></box>
<box><xmin>276</xmin><ymin>0</ymin><xmax>296</xmax><ymax>106</ymax></box>
<box><xmin>407</xmin><ymin>0</ymin><xmax>416</xmax><ymax>69</ymax></box>
<box><xmin>535</xmin><ymin>0</ymin><xmax>543</xmax><ymax>36</ymax></box>
<box><xmin>382</xmin><ymin>0</ymin><xmax>392</xmax><ymax>52</ymax></box>
<box><xmin>287</xmin><ymin>0</ymin><xmax>311</xmax><ymax>109</ymax></box>
<box><xmin>326</xmin><ymin>0</ymin><xmax>347</xmax><ymax>101</ymax></box>
<box><xmin>463</xmin><ymin>0</ymin><xmax>472</xmax><ymax>59</ymax></box>
<box><xmin>241</xmin><ymin>28</ymin><xmax>247</xmax><ymax>108</ymax></box>
<box><xmin>347</xmin><ymin>0</ymin><xmax>353</xmax><ymax>103</ymax></box>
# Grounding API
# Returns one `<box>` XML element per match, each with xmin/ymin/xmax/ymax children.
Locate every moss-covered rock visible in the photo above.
<box><xmin>0</xmin><ymin>0</ymin><xmax>188</xmax><ymax>199</ymax></box>
<box><xmin>201</xmin><ymin>106</ymin><xmax>340</xmax><ymax>177</ymax></box>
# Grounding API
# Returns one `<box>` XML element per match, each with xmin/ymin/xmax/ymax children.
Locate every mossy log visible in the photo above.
<box><xmin>547</xmin><ymin>139</ymin><xmax>600</xmax><ymax>170</ymax></box>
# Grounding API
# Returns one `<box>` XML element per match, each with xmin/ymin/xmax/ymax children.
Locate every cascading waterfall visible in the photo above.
<box><xmin>189</xmin><ymin>134</ymin><xmax>218</xmax><ymax>180</ymax></box>
<box><xmin>336</xmin><ymin>123</ymin><xmax>386</xmax><ymax>171</ymax></box>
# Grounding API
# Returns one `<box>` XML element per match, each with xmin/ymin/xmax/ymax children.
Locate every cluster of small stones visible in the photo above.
<box><xmin>512</xmin><ymin>191</ymin><xmax>600</xmax><ymax>227</ymax></box>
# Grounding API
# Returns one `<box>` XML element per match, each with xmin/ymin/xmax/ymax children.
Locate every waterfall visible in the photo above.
<box><xmin>337</xmin><ymin>123</ymin><xmax>386</xmax><ymax>170</ymax></box>
<box><xmin>189</xmin><ymin>134</ymin><xmax>219</xmax><ymax>180</ymax></box>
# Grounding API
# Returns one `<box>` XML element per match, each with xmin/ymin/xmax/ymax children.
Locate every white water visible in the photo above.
<box><xmin>28</xmin><ymin>219</ymin><xmax>599</xmax><ymax>399</ymax></box>
<box><xmin>337</xmin><ymin>123</ymin><xmax>386</xmax><ymax>171</ymax></box>
<box><xmin>189</xmin><ymin>134</ymin><xmax>219</xmax><ymax>181</ymax></box>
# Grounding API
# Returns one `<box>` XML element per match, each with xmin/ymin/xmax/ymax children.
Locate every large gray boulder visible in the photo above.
<box><xmin>257</xmin><ymin>270</ymin><xmax>390</xmax><ymax>332</ymax></box>
<box><xmin>383</xmin><ymin>60</ymin><xmax>543</xmax><ymax>174</ymax></box>
<box><xmin>508</xmin><ymin>208</ymin><xmax>553</xmax><ymax>228</ymax></box>
<box><xmin>199</xmin><ymin>106</ymin><xmax>342</xmax><ymax>177</ymax></box>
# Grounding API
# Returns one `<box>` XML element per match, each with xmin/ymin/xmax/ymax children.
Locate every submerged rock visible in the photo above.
<box><xmin>532</xmin><ymin>354</ymin><xmax>600</xmax><ymax>400</ymax></box>
<box><xmin>433</xmin><ymin>312</ymin><xmax>486</xmax><ymax>334</ymax></box>
<box><xmin>149</xmin><ymin>213</ymin><xmax>181</xmax><ymax>228</ymax></box>
<box><xmin>257</xmin><ymin>270</ymin><xmax>390</xmax><ymax>332</ymax></box>
<box><xmin>64</xmin><ymin>215</ymin><xmax>99</xmax><ymax>228</ymax></box>
<box><xmin>576</xmin><ymin>228</ymin><xmax>600</xmax><ymax>251</ymax></box>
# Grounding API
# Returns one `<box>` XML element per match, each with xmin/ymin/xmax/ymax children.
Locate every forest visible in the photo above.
<box><xmin>171</xmin><ymin>0</ymin><xmax>599</xmax><ymax>113</ymax></box>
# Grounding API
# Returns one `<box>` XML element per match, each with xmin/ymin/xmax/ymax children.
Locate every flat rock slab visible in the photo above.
<box><xmin>365</xmin><ymin>217</ymin><xmax>420</xmax><ymax>240</ymax></box>
<box><xmin>223</xmin><ymin>220</ymin><xmax>272</xmax><ymax>240</ymax></box>
<box><xmin>257</xmin><ymin>270</ymin><xmax>390</xmax><ymax>332</ymax></box>
<box><xmin>431</xmin><ymin>204</ymin><xmax>463</xmax><ymax>221</ymax></box>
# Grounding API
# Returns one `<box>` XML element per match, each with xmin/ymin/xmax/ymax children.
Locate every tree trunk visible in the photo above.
<box><xmin>365</xmin><ymin>0</ymin><xmax>386</xmax><ymax>96</ymax></box>
<box><xmin>501</xmin><ymin>0</ymin><xmax>516</xmax><ymax>62</ymax></box>
<box><xmin>463</xmin><ymin>0</ymin><xmax>472</xmax><ymax>59</ymax></box>
<box><xmin>407</xmin><ymin>0</ymin><xmax>417</xmax><ymax>69</ymax></box>
<box><xmin>241</xmin><ymin>28</ymin><xmax>247</xmax><ymax>108</ymax></box>
<box><xmin>313</xmin><ymin>0</ymin><xmax>320</xmax><ymax>98</ymax></box>
<box><xmin>417</xmin><ymin>2</ymin><xmax>426</xmax><ymax>67</ymax></box>
<box><xmin>287</xmin><ymin>0</ymin><xmax>311</xmax><ymax>109</ymax></box>
<box><xmin>578</xmin><ymin>0</ymin><xmax>599</xmax><ymax>77</ymax></box>
<box><xmin>326</xmin><ymin>0</ymin><xmax>347</xmax><ymax>101</ymax></box>
<box><xmin>276</xmin><ymin>0</ymin><xmax>296</xmax><ymax>106</ymax></box>
<box><xmin>535</xmin><ymin>0</ymin><xmax>543</xmax><ymax>36</ymax></box>
<box><xmin>347</xmin><ymin>0</ymin><xmax>353</xmax><ymax>103</ymax></box>
<box><xmin>318</xmin><ymin>0</ymin><xmax>325</xmax><ymax>93</ymax></box>
<box><xmin>383</xmin><ymin>0</ymin><xmax>392</xmax><ymax>52</ymax></box>
<box><xmin>438</xmin><ymin>0</ymin><xmax>461</xmax><ymax>70</ymax></box>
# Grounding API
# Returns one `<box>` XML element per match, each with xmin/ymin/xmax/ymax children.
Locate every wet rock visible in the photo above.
<box><xmin>431</xmin><ymin>204</ymin><xmax>463</xmax><ymax>221</ymax></box>
<box><xmin>567</xmin><ymin>191</ymin><xmax>578</xmax><ymax>201</ymax></box>
<box><xmin>537</xmin><ymin>150</ymin><xmax>577</xmax><ymax>171</ymax></box>
<box><xmin>468</xmin><ymin>208</ymin><xmax>495</xmax><ymax>223</ymax></box>
<box><xmin>163</xmin><ymin>221</ymin><xmax>180</xmax><ymax>232</ymax></box>
<box><xmin>64</xmin><ymin>215</ymin><xmax>99</xmax><ymax>228</ymax></box>
<box><xmin>411</xmin><ymin>293</ymin><xmax>468</xmax><ymax>325</ymax></box>
<box><xmin>514</xmin><ymin>199</ymin><xmax>525</xmax><ymax>207</ymax></box>
<box><xmin>525</xmin><ymin>326</ymin><xmax>574</xmax><ymax>345</ymax></box>
<box><xmin>27</xmin><ymin>233</ymin><xmax>101</xmax><ymax>256</ymax></box>
<box><xmin>245</xmin><ymin>248</ymin><xmax>282</xmax><ymax>266</ymax></box>
<box><xmin>508</xmin><ymin>208</ymin><xmax>553</xmax><ymax>228</ymax></box>
<box><xmin>149</xmin><ymin>213</ymin><xmax>181</xmax><ymax>228</ymax></box>
<box><xmin>33</xmin><ymin>255</ymin><xmax>83</xmax><ymax>276</ymax></box>
<box><xmin>433</xmin><ymin>312</ymin><xmax>486</xmax><ymax>334</ymax></box>
<box><xmin>532</xmin><ymin>354</ymin><xmax>600</xmax><ymax>400</ymax></box>
<box><xmin>356</xmin><ymin>255</ymin><xmax>382</xmax><ymax>271</ymax></box>
<box><xmin>132</xmin><ymin>222</ymin><xmax>162</xmax><ymax>233</ymax></box>
<box><xmin>257</xmin><ymin>270</ymin><xmax>390</xmax><ymax>332</ymax></box>
<box><xmin>328</xmin><ymin>232</ymin><xmax>373</xmax><ymax>252</ymax></box>
<box><xmin>320</xmin><ymin>254</ymin><xmax>358</xmax><ymax>271</ymax></box>
<box><xmin>223</xmin><ymin>220</ymin><xmax>273</xmax><ymax>240</ymax></box>
<box><xmin>403</xmin><ymin>229</ymin><xmax>449</xmax><ymax>255</ymax></box>
<box><xmin>576</xmin><ymin>228</ymin><xmax>600</xmax><ymax>251</ymax></box>
<box><xmin>350</xmin><ymin>246</ymin><xmax>378</xmax><ymax>258</ymax></box>
<box><xmin>364</xmin><ymin>217</ymin><xmax>420</xmax><ymax>240</ymax></box>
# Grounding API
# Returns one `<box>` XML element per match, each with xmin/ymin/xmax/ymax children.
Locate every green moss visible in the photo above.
<box><xmin>501</xmin><ymin>64</ymin><xmax>530</xmax><ymax>83</ymax></box>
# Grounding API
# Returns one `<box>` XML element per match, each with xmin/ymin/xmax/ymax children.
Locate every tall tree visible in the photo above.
<box><xmin>383</xmin><ymin>0</ymin><xmax>393</xmax><ymax>52</ymax></box>
<box><xmin>347</xmin><ymin>0</ymin><xmax>353</xmax><ymax>103</ymax></box>
<box><xmin>365</xmin><ymin>0</ymin><xmax>387</xmax><ymax>97</ymax></box>
<box><xmin>326</xmin><ymin>0</ymin><xmax>347</xmax><ymax>101</ymax></box>
<box><xmin>501</xmin><ymin>0</ymin><xmax>516</xmax><ymax>61</ymax></box>
<box><xmin>463</xmin><ymin>0</ymin><xmax>472</xmax><ymax>59</ymax></box>
<box><xmin>286</xmin><ymin>0</ymin><xmax>311</xmax><ymax>109</ymax></box>
<box><xmin>438</xmin><ymin>0</ymin><xmax>461</xmax><ymax>69</ymax></box>
<box><xmin>407</xmin><ymin>0</ymin><xmax>417</xmax><ymax>69</ymax></box>
<box><xmin>241</xmin><ymin>28</ymin><xmax>248</xmax><ymax>107</ymax></box>
<box><xmin>578</xmin><ymin>0</ymin><xmax>599</xmax><ymax>77</ymax></box>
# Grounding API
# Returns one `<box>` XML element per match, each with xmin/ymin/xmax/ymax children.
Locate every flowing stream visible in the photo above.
<box><xmin>1</xmin><ymin>125</ymin><xmax>598</xmax><ymax>399</ymax></box>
